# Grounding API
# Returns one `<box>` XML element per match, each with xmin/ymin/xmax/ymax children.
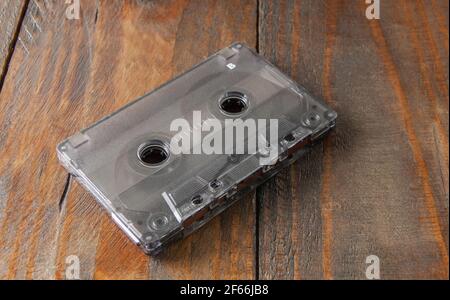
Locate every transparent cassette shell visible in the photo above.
<box><xmin>57</xmin><ymin>43</ymin><xmax>337</xmax><ymax>254</ymax></box>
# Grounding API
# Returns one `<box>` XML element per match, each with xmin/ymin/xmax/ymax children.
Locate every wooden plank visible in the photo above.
<box><xmin>0</xmin><ymin>0</ymin><xmax>28</xmax><ymax>89</ymax></box>
<box><xmin>257</xmin><ymin>0</ymin><xmax>448</xmax><ymax>279</ymax></box>
<box><xmin>0</xmin><ymin>0</ymin><xmax>257</xmax><ymax>279</ymax></box>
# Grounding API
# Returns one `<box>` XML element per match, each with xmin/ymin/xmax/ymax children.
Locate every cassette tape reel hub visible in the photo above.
<box><xmin>219</xmin><ymin>91</ymin><xmax>249</xmax><ymax>116</ymax></box>
<box><xmin>57</xmin><ymin>43</ymin><xmax>337</xmax><ymax>254</ymax></box>
<box><xmin>137</xmin><ymin>140</ymin><xmax>170</xmax><ymax>167</ymax></box>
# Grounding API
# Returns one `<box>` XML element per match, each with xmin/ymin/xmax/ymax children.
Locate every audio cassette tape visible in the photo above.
<box><xmin>57</xmin><ymin>43</ymin><xmax>337</xmax><ymax>254</ymax></box>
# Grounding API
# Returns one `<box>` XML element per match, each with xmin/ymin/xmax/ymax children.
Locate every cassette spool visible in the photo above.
<box><xmin>57</xmin><ymin>43</ymin><xmax>337</xmax><ymax>254</ymax></box>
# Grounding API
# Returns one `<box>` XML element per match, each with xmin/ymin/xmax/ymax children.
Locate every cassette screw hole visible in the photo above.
<box><xmin>325</xmin><ymin>111</ymin><xmax>337</xmax><ymax>119</ymax></box>
<box><xmin>191</xmin><ymin>195</ymin><xmax>203</xmax><ymax>206</ymax></box>
<box><xmin>228</xmin><ymin>154</ymin><xmax>239</xmax><ymax>163</ymax></box>
<box><xmin>151</xmin><ymin>215</ymin><xmax>168</xmax><ymax>230</ymax></box>
<box><xmin>284</xmin><ymin>133</ymin><xmax>296</xmax><ymax>142</ymax></box>
<box><xmin>304</xmin><ymin>112</ymin><xmax>321</xmax><ymax>128</ymax></box>
<box><xmin>219</xmin><ymin>92</ymin><xmax>248</xmax><ymax>115</ymax></box>
<box><xmin>209</xmin><ymin>180</ymin><xmax>222</xmax><ymax>191</ymax></box>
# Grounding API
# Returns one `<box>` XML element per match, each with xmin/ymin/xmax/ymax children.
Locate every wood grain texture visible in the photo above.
<box><xmin>0</xmin><ymin>0</ymin><xmax>256</xmax><ymax>279</ymax></box>
<box><xmin>0</xmin><ymin>0</ymin><xmax>448</xmax><ymax>280</ymax></box>
<box><xmin>258</xmin><ymin>0</ymin><xmax>449</xmax><ymax>279</ymax></box>
<box><xmin>0</xmin><ymin>0</ymin><xmax>28</xmax><ymax>88</ymax></box>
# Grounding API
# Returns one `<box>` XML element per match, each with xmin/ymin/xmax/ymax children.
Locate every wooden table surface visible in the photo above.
<box><xmin>0</xmin><ymin>0</ymin><xmax>448</xmax><ymax>280</ymax></box>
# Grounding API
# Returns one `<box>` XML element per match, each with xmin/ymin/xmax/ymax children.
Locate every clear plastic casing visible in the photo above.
<box><xmin>57</xmin><ymin>43</ymin><xmax>337</xmax><ymax>254</ymax></box>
